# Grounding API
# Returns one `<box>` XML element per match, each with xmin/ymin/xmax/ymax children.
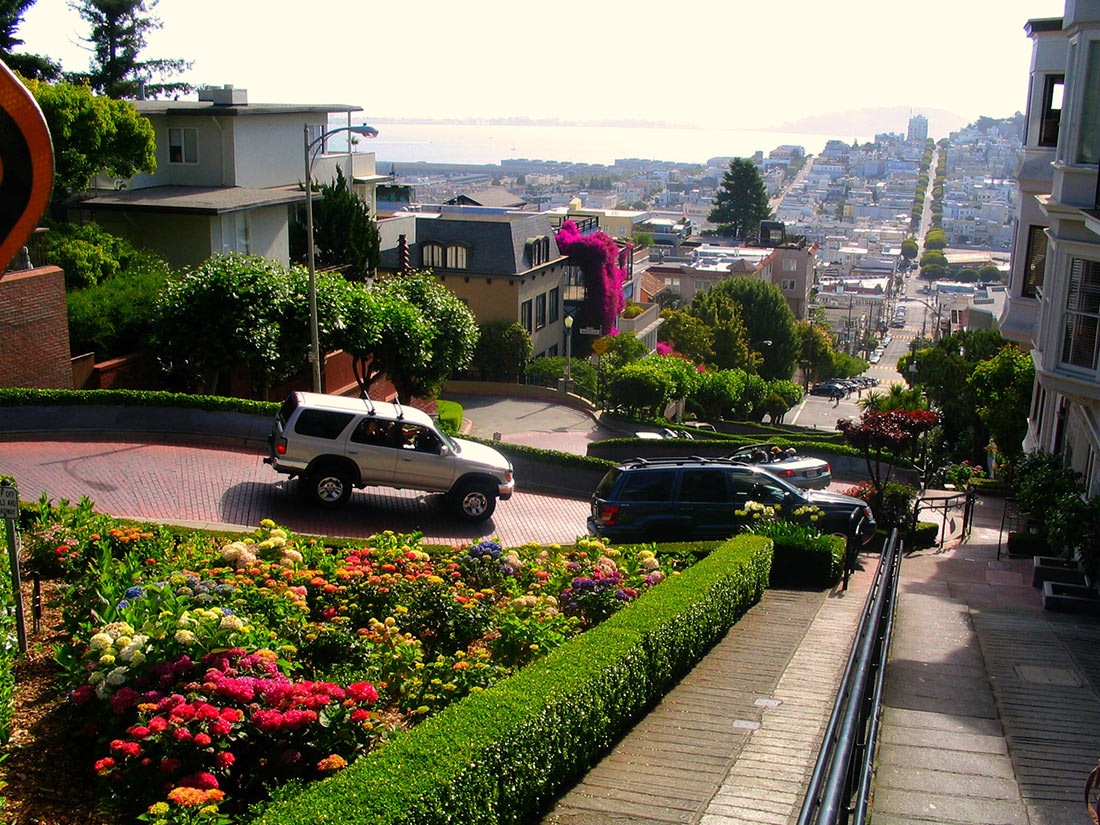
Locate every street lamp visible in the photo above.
<box><xmin>563</xmin><ymin>315</ymin><xmax>574</xmax><ymax>393</ymax></box>
<box><xmin>304</xmin><ymin>122</ymin><xmax>378</xmax><ymax>393</ymax></box>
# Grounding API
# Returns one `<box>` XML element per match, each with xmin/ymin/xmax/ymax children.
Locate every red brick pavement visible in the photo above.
<box><xmin>0</xmin><ymin>439</ymin><xmax>592</xmax><ymax>545</ymax></box>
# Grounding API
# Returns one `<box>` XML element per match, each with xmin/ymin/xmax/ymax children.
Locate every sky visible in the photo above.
<box><xmin>18</xmin><ymin>0</ymin><xmax>1068</xmax><ymax>132</ymax></box>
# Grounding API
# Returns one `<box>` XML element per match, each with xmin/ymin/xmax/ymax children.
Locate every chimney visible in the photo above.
<box><xmin>197</xmin><ymin>84</ymin><xmax>248</xmax><ymax>105</ymax></box>
<box><xmin>398</xmin><ymin>234</ymin><xmax>410</xmax><ymax>272</ymax></box>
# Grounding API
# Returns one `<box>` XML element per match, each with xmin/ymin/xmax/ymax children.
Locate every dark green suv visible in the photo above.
<box><xmin>588</xmin><ymin>457</ymin><xmax>875</xmax><ymax>543</ymax></box>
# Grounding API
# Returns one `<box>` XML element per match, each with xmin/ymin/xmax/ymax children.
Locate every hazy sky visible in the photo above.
<box><xmin>19</xmin><ymin>0</ymin><xmax>1067</xmax><ymax>131</ymax></box>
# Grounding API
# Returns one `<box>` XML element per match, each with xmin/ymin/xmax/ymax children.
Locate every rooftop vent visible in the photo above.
<box><xmin>197</xmin><ymin>84</ymin><xmax>248</xmax><ymax>105</ymax></box>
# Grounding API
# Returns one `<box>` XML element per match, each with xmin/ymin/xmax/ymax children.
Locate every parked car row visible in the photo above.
<box><xmin>810</xmin><ymin>376</ymin><xmax>879</xmax><ymax>397</ymax></box>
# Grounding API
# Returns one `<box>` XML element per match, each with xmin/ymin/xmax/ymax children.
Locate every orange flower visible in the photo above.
<box><xmin>317</xmin><ymin>754</ymin><xmax>348</xmax><ymax>771</ymax></box>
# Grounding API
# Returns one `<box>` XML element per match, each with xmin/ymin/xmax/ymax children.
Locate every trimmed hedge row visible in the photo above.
<box><xmin>464</xmin><ymin>434</ymin><xmax>616</xmax><ymax>471</ymax></box>
<box><xmin>254</xmin><ymin>535</ymin><xmax>773</xmax><ymax>825</ymax></box>
<box><xmin>591</xmin><ymin>435</ymin><xmax>867</xmax><ymax>460</ymax></box>
<box><xmin>0</xmin><ymin>388</ymin><xmax>278</xmax><ymax>417</ymax></box>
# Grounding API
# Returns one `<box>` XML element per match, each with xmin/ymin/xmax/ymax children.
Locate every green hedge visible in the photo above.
<box><xmin>254</xmin><ymin>535</ymin><xmax>773</xmax><ymax>825</ymax></box>
<box><xmin>591</xmin><ymin>435</ymin><xmax>867</xmax><ymax>461</ymax></box>
<box><xmin>1006</xmin><ymin>530</ymin><xmax>1049</xmax><ymax>558</ymax></box>
<box><xmin>0</xmin><ymin>388</ymin><xmax>278</xmax><ymax>416</ymax></box>
<box><xmin>750</xmin><ymin>521</ymin><xmax>844</xmax><ymax>586</ymax></box>
<box><xmin>464</xmin><ymin>434</ymin><xmax>616</xmax><ymax>471</ymax></box>
<box><xmin>904</xmin><ymin>521</ymin><xmax>939</xmax><ymax>549</ymax></box>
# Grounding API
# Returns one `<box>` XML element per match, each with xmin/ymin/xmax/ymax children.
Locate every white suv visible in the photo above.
<box><xmin>265</xmin><ymin>392</ymin><xmax>514</xmax><ymax>521</ymax></box>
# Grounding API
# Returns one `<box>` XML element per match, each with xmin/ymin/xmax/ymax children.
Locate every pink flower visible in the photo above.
<box><xmin>110</xmin><ymin>687</ymin><xmax>139</xmax><ymax>714</ymax></box>
<box><xmin>173</xmin><ymin>728</ymin><xmax>192</xmax><ymax>742</ymax></box>
<box><xmin>347</xmin><ymin>682</ymin><xmax>378</xmax><ymax>704</ymax></box>
<box><xmin>209</xmin><ymin>719</ymin><xmax>232</xmax><ymax>736</ymax></box>
<box><xmin>73</xmin><ymin>685</ymin><xmax>95</xmax><ymax>704</ymax></box>
<box><xmin>179</xmin><ymin>771</ymin><xmax>219</xmax><ymax>790</ymax></box>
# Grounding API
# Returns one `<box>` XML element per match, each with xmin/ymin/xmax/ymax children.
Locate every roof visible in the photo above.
<box><xmin>446</xmin><ymin>187</ymin><xmax>526</xmax><ymax>208</ymax></box>
<box><xmin>379</xmin><ymin>211</ymin><xmax>562</xmax><ymax>276</ymax></box>
<box><xmin>295</xmin><ymin>392</ymin><xmax>433</xmax><ymax>427</ymax></box>
<box><xmin>640</xmin><ymin>271</ymin><xmax>667</xmax><ymax>300</ymax></box>
<box><xmin>133</xmin><ymin>101</ymin><xmax>361</xmax><ymax>117</ymax></box>
<box><xmin>75</xmin><ymin>184</ymin><xmax>307</xmax><ymax>215</ymax></box>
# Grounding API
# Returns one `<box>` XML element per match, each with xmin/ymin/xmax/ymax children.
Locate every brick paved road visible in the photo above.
<box><xmin>0</xmin><ymin>439</ymin><xmax>591</xmax><ymax>545</ymax></box>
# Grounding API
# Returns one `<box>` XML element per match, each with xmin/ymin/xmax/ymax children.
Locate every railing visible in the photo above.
<box><xmin>914</xmin><ymin>487</ymin><xmax>976</xmax><ymax>549</ymax></box>
<box><xmin>797</xmin><ymin>528</ymin><xmax>903</xmax><ymax>825</ymax></box>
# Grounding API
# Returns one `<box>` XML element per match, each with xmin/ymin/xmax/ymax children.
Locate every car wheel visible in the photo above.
<box><xmin>307</xmin><ymin>465</ymin><xmax>352</xmax><ymax>508</ymax></box>
<box><xmin>452</xmin><ymin>481</ymin><xmax>496</xmax><ymax>522</ymax></box>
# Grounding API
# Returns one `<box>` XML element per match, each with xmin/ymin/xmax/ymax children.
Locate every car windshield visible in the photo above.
<box><xmin>439</xmin><ymin>429</ymin><xmax>459</xmax><ymax>452</ymax></box>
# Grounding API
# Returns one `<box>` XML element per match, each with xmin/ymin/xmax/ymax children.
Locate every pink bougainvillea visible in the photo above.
<box><xmin>554</xmin><ymin>220</ymin><xmax>628</xmax><ymax>334</ymax></box>
<box><xmin>655</xmin><ymin>341</ymin><xmax>673</xmax><ymax>356</ymax></box>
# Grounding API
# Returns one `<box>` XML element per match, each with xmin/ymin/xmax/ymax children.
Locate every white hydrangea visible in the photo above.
<box><xmin>88</xmin><ymin>633</ymin><xmax>113</xmax><ymax>651</ymax></box>
<box><xmin>106</xmin><ymin>666</ymin><xmax>129</xmax><ymax>686</ymax></box>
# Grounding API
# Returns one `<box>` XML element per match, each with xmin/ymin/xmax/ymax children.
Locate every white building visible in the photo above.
<box><xmin>1000</xmin><ymin>5</ymin><xmax>1100</xmax><ymax>494</ymax></box>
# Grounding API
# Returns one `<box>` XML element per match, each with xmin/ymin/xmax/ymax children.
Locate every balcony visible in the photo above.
<box><xmin>617</xmin><ymin>301</ymin><xmax>662</xmax><ymax>349</ymax></box>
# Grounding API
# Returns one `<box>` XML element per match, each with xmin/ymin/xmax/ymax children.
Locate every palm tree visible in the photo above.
<box><xmin>858</xmin><ymin>384</ymin><xmax>927</xmax><ymax>412</ymax></box>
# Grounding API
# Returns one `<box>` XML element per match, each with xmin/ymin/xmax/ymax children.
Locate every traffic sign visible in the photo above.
<box><xmin>591</xmin><ymin>339</ymin><xmax>609</xmax><ymax>355</ymax></box>
<box><xmin>0</xmin><ymin>485</ymin><xmax>17</xmax><ymax>520</ymax></box>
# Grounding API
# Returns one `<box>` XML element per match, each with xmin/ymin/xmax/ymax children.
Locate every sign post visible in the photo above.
<box><xmin>0</xmin><ymin>480</ymin><xmax>26</xmax><ymax>654</ymax></box>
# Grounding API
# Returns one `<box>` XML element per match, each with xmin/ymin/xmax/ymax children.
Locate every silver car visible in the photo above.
<box><xmin>724</xmin><ymin>443</ymin><xmax>832</xmax><ymax>490</ymax></box>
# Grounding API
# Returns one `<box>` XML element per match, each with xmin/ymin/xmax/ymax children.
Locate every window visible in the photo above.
<box><xmin>548</xmin><ymin>287</ymin><xmax>560</xmax><ymax>323</ymax></box>
<box><xmin>445</xmin><ymin>244</ymin><xmax>468</xmax><ymax>269</ymax></box>
<box><xmin>293</xmin><ymin>410</ymin><xmax>354</xmax><ymax>439</ymax></box>
<box><xmin>1079</xmin><ymin>44</ymin><xmax>1100</xmax><ymax>164</ymax></box>
<box><xmin>168</xmin><ymin>127</ymin><xmax>198</xmax><ymax>164</ymax></box>
<box><xmin>306</xmin><ymin>124</ymin><xmax>326</xmax><ymax>154</ymax></box>
<box><xmin>521</xmin><ymin>299</ymin><xmax>533</xmax><ymax>333</ymax></box>
<box><xmin>548</xmin><ymin>344</ymin><xmax>559</xmax><ymax>357</ymax></box>
<box><xmin>535</xmin><ymin>293</ymin><xmax>547</xmax><ymax>329</ymax></box>
<box><xmin>618</xmin><ymin>470</ymin><xmax>676</xmax><ymax>502</ymax></box>
<box><xmin>1061</xmin><ymin>257</ymin><xmax>1100</xmax><ymax>370</ymax></box>
<box><xmin>528</xmin><ymin>236</ymin><xmax>552</xmax><ymax>266</ymax></box>
<box><xmin>680</xmin><ymin>470</ymin><xmax>729</xmax><ymax>503</ymax></box>
<box><xmin>351</xmin><ymin>418</ymin><xmax>394</xmax><ymax>446</ymax></box>
<box><xmin>422</xmin><ymin>243</ymin><xmax>444</xmax><ymax>268</ymax></box>
<box><xmin>1023</xmin><ymin>225</ymin><xmax>1047</xmax><ymax>298</ymax></box>
<box><xmin>782</xmin><ymin>258</ymin><xmax>798</xmax><ymax>272</ymax></box>
<box><xmin>781</xmin><ymin>279</ymin><xmax>796</xmax><ymax>291</ymax></box>
<box><xmin>1039</xmin><ymin>73</ymin><xmax>1064</xmax><ymax>148</ymax></box>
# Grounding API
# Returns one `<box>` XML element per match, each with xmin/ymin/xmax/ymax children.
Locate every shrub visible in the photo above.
<box><xmin>844</xmin><ymin>481</ymin><xmax>916</xmax><ymax>528</ymax></box>
<box><xmin>0</xmin><ymin>519</ymin><xmax>14</xmax><ymax>744</ymax></box>
<box><xmin>750</xmin><ymin>520</ymin><xmax>843</xmax><ymax>586</ymax></box>
<box><xmin>66</xmin><ymin>257</ymin><xmax>170</xmax><ymax>358</ymax></box>
<box><xmin>469</xmin><ymin>322</ymin><xmax>531</xmax><ymax>382</ymax></box>
<box><xmin>1006</xmin><ymin>530</ymin><xmax>1049</xmax><ymax>558</ymax></box>
<box><xmin>523</xmin><ymin>357</ymin><xmax>597</xmax><ymax>396</ymax></box>
<box><xmin>904</xmin><ymin>521</ymin><xmax>939</xmax><ymax>549</ymax></box>
<box><xmin>253</xmin><ymin>535</ymin><xmax>772</xmax><ymax>825</ymax></box>
<box><xmin>1013</xmin><ymin>451</ymin><xmax>1083</xmax><ymax>532</ymax></box>
<box><xmin>41</xmin><ymin>221</ymin><xmax>145</xmax><ymax>290</ymax></box>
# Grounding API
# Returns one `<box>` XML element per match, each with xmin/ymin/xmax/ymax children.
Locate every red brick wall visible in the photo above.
<box><xmin>0</xmin><ymin>266</ymin><xmax>73</xmax><ymax>389</ymax></box>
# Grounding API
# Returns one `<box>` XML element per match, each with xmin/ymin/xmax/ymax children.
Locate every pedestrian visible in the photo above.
<box><xmin>832</xmin><ymin>388</ymin><xmax>842</xmax><ymax>407</ymax></box>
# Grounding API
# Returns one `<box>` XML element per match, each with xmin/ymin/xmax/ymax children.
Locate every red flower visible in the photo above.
<box><xmin>73</xmin><ymin>685</ymin><xmax>95</xmax><ymax>704</ymax></box>
<box><xmin>128</xmin><ymin>725</ymin><xmax>151</xmax><ymax>739</ymax></box>
<box><xmin>94</xmin><ymin>757</ymin><xmax>116</xmax><ymax>775</ymax></box>
<box><xmin>160</xmin><ymin>758</ymin><xmax>182</xmax><ymax>774</ymax></box>
<box><xmin>179</xmin><ymin>771</ymin><xmax>219</xmax><ymax>790</ymax></box>
<box><xmin>214</xmin><ymin>752</ymin><xmax>235</xmax><ymax>769</ymax></box>
<box><xmin>148</xmin><ymin>716</ymin><xmax>168</xmax><ymax>733</ymax></box>
<box><xmin>194</xmin><ymin>733</ymin><xmax>212</xmax><ymax>747</ymax></box>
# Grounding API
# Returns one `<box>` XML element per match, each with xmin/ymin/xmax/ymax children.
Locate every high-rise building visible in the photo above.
<box><xmin>907</xmin><ymin>114</ymin><xmax>929</xmax><ymax>142</ymax></box>
<box><xmin>1001</xmin><ymin>3</ymin><xmax>1100</xmax><ymax>495</ymax></box>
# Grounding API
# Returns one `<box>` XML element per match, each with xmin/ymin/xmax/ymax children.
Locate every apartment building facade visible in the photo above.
<box><xmin>1002</xmin><ymin>4</ymin><xmax>1100</xmax><ymax>494</ymax></box>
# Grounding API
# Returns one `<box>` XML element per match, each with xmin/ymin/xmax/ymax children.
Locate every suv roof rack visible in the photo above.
<box><xmin>620</xmin><ymin>456</ymin><xmax>741</xmax><ymax>468</ymax></box>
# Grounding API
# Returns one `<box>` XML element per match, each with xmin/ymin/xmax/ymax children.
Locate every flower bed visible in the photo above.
<box><xmin>22</xmin><ymin>497</ymin><xmax>733</xmax><ymax>824</ymax></box>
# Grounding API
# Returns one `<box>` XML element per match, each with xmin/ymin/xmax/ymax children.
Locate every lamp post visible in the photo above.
<box><xmin>304</xmin><ymin>122</ymin><xmax>378</xmax><ymax>393</ymax></box>
<box><xmin>563</xmin><ymin>315</ymin><xmax>574</xmax><ymax>394</ymax></box>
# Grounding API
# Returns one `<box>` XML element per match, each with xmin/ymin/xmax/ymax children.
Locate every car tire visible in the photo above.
<box><xmin>307</xmin><ymin>464</ymin><xmax>353</xmax><ymax>508</ymax></box>
<box><xmin>452</xmin><ymin>481</ymin><xmax>496</xmax><ymax>522</ymax></box>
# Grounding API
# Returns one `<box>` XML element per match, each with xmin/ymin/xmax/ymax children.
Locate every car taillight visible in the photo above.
<box><xmin>598</xmin><ymin>504</ymin><xmax>620</xmax><ymax>525</ymax></box>
<box><xmin>779</xmin><ymin>468</ymin><xmax>795</xmax><ymax>477</ymax></box>
<box><xmin>824</xmin><ymin>463</ymin><xmax>831</xmax><ymax>473</ymax></box>
<box><xmin>276</xmin><ymin>438</ymin><xmax>287</xmax><ymax>455</ymax></box>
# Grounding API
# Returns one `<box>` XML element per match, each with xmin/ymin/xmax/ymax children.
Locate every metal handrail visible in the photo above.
<box><xmin>797</xmin><ymin>528</ymin><xmax>903</xmax><ymax>825</ymax></box>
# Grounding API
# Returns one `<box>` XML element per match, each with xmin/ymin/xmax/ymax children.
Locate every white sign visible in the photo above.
<box><xmin>0</xmin><ymin>486</ymin><xmax>17</xmax><ymax>520</ymax></box>
<box><xmin>580</xmin><ymin>327</ymin><xmax>601</xmax><ymax>336</ymax></box>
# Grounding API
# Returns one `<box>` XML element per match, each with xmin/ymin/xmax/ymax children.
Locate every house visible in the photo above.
<box><xmin>377</xmin><ymin>209</ymin><xmax>569</xmax><ymax>358</ymax></box>
<box><xmin>68</xmin><ymin>85</ymin><xmax>386</xmax><ymax>270</ymax></box>
<box><xmin>1001</xmin><ymin>6</ymin><xmax>1100</xmax><ymax>494</ymax></box>
<box><xmin>445</xmin><ymin>187</ymin><xmax>528</xmax><ymax>209</ymax></box>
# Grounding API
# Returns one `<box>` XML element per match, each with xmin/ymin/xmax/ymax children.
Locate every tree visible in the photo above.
<box><xmin>919</xmin><ymin>264</ymin><xmax>947</xmax><ymax>281</ymax></box>
<box><xmin>154</xmin><ymin>254</ymin><xmax>349</xmax><ymax>397</ymax></box>
<box><xmin>919</xmin><ymin>249</ymin><xmax>947</xmax><ymax>269</ymax></box>
<box><xmin>701</xmin><ymin>278</ymin><xmax>800</xmax><ymax>379</ymax></box>
<box><xmin>341</xmin><ymin>270</ymin><xmax>478</xmax><ymax>403</ymax></box>
<box><xmin>924</xmin><ymin>228</ymin><xmax>947</xmax><ymax>250</ymax></box>
<box><xmin>72</xmin><ymin>0</ymin><xmax>191</xmax><ymax>98</ymax></box>
<box><xmin>1</xmin><ymin>0</ymin><xmax>61</xmax><ymax>79</ymax></box>
<box><xmin>554</xmin><ymin>220</ymin><xmax>627</xmax><ymax>335</ymax></box>
<box><xmin>308</xmin><ymin>168</ymin><xmax>381</xmax><ymax>281</ymax></box>
<box><xmin>658</xmin><ymin>309</ymin><xmax>714</xmax><ymax>365</ymax></box>
<box><xmin>837</xmin><ymin>410</ymin><xmax>940</xmax><ymax>494</ymax></box>
<box><xmin>692</xmin><ymin>369</ymin><xmax>746</xmax><ymax>421</ymax></box>
<box><xmin>707</xmin><ymin>158</ymin><xmax>772</xmax><ymax>240</ymax></box>
<box><xmin>900</xmin><ymin>237</ymin><xmax>919</xmax><ymax>261</ymax></box>
<box><xmin>22</xmin><ymin>77</ymin><xmax>156</xmax><ymax>200</ymax></box>
<box><xmin>594</xmin><ymin>331</ymin><xmax>647</xmax><ymax>400</ymax></box>
<box><xmin>686</xmin><ymin>288</ymin><xmax>756</xmax><ymax>373</ymax></box>
<box><xmin>858</xmin><ymin>384</ymin><xmax>927</xmax><ymax>412</ymax></box>
<box><xmin>978</xmin><ymin>265</ymin><xmax>1001</xmax><ymax>283</ymax></box>
<box><xmin>641</xmin><ymin>353</ymin><xmax>701</xmax><ymax>402</ymax></box>
<box><xmin>956</xmin><ymin>268</ymin><xmax>978</xmax><ymax>283</ymax></box>
<box><xmin>606</xmin><ymin>362</ymin><xmax>674</xmax><ymax>417</ymax></box>
<box><xmin>967</xmin><ymin>345</ymin><xmax>1034</xmax><ymax>462</ymax></box>
<box><xmin>470</xmin><ymin>321</ymin><xmax>531</xmax><ymax>382</ymax></box>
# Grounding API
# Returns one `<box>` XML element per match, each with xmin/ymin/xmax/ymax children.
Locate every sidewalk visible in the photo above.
<box><xmin>871</xmin><ymin>495</ymin><xmax>1100</xmax><ymax>825</ymax></box>
<box><xmin>542</xmin><ymin>493</ymin><xmax>1100</xmax><ymax>825</ymax></box>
